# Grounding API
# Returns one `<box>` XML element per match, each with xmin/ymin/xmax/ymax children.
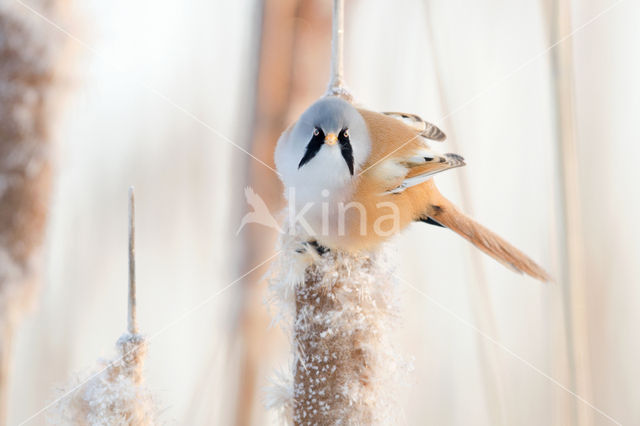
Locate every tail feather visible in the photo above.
<box><xmin>428</xmin><ymin>200</ymin><xmax>551</xmax><ymax>282</ymax></box>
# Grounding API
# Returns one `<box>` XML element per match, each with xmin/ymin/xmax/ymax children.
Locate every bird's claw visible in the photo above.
<box><xmin>295</xmin><ymin>240</ymin><xmax>330</xmax><ymax>256</ymax></box>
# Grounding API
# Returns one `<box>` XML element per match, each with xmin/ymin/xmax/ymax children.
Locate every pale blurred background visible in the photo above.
<box><xmin>3</xmin><ymin>0</ymin><xmax>639</xmax><ymax>425</ymax></box>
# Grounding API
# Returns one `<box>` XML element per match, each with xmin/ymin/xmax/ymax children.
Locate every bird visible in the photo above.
<box><xmin>274</xmin><ymin>96</ymin><xmax>550</xmax><ymax>282</ymax></box>
<box><xmin>236</xmin><ymin>186</ymin><xmax>282</xmax><ymax>235</ymax></box>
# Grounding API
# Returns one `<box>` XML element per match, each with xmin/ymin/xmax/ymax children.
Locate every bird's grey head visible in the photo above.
<box><xmin>275</xmin><ymin>97</ymin><xmax>371</xmax><ymax>195</ymax></box>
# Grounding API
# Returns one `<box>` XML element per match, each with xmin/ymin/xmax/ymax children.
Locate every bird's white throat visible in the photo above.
<box><xmin>284</xmin><ymin>171</ymin><xmax>356</xmax><ymax>242</ymax></box>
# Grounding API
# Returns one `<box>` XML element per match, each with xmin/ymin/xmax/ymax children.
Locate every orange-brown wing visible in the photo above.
<box><xmin>356</xmin><ymin>108</ymin><xmax>463</xmax><ymax>193</ymax></box>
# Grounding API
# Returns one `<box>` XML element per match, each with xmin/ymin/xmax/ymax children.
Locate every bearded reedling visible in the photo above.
<box><xmin>275</xmin><ymin>97</ymin><xmax>550</xmax><ymax>282</ymax></box>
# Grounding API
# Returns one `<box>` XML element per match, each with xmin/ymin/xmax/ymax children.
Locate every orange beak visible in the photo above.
<box><xmin>325</xmin><ymin>133</ymin><xmax>338</xmax><ymax>146</ymax></box>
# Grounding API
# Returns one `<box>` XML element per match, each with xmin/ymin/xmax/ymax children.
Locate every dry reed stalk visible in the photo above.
<box><xmin>267</xmin><ymin>231</ymin><xmax>405</xmax><ymax>425</ymax></box>
<box><xmin>543</xmin><ymin>0</ymin><xmax>593</xmax><ymax>425</ymax></box>
<box><xmin>0</xmin><ymin>1</ymin><xmax>69</xmax><ymax>423</ymax></box>
<box><xmin>325</xmin><ymin>0</ymin><xmax>351</xmax><ymax>101</ymax></box>
<box><xmin>231</xmin><ymin>1</ymin><xmax>332</xmax><ymax>424</ymax></box>
<box><xmin>52</xmin><ymin>188</ymin><xmax>157</xmax><ymax>425</ymax></box>
<box><xmin>421</xmin><ymin>2</ymin><xmax>508</xmax><ymax>424</ymax></box>
<box><xmin>232</xmin><ymin>3</ymin><xmax>298</xmax><ymax>424</ymax></box>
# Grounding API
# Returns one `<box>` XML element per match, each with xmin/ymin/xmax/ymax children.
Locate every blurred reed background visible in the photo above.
<box><xmin>1</xmin><ymin>0</ymin><xmax>639</xmax><ymax>425</ymax></box>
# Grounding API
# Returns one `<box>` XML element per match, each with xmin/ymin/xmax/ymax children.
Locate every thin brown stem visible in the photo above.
<box><xmin>128</xmin><ymin>186</ymin><xmax>138</xmax><ymax>335</ymax></box>
<box><xmin>325</xmin><ymin>0</ymin><xmax>352</xmax><ymax>101</ymax></box>
<box><xmin>544</xmin><ymin>0</ymin><xmax>592</xmax><ymax>424</ymax></box>
<box><xmin>421</xmin><ymin>2</ymin><xmax>507</xmax><ymax>424</ymax></box>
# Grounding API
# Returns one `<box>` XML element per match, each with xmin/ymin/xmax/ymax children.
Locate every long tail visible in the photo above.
<box><xmin>425</xmin><ymin>196</ymin><xmax>551</xmax><ymax>282</ymax></box>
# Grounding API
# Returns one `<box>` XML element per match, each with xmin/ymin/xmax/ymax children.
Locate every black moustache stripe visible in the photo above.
<box><xmin>339</xmin><ymin>133</ymin><xmax>354</xmax><ymax>175</ymax></box>
<box><xmin>298</xmin><ymin>130</ymin><xmax>324</xmax><ymax>169</ymax></box>
<box><xmin>298</xmin><ymin>129</ymin><xmax>354</xmax><ymax>176</ymax></box>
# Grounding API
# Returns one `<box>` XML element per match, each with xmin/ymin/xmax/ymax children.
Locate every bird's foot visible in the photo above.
<box><xmin>295</xmin><ymin>240</ymin><xmax>330</xmax><ymax>256</ymax></box>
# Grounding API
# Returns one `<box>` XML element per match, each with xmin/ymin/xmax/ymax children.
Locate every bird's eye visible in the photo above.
<box><xmin>313</xmin><ymin>128</ymin><xmax>320</xmax><ymax>136</ymax></box>
<box><xmin>343</xmin><ymin>129</ymin><xmax>350</xmax><ymax>138</ymax></box>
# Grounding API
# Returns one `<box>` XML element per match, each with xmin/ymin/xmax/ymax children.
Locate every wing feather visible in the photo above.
<box><xmin>382</xmin><ymin>111</ymin><xmax>446</xmax><ymax>141</ymax></box>
<box><xmin>356</xmin><ymin>108</ymin><xmax>461</xmax><ymax>194</ymax></box>
<box><xmin>384</xmin><ymin>152</ymin><xmax>465</xmax><ymax>194</ymax></box>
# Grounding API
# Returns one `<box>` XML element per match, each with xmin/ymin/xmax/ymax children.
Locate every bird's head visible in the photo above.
<box><xmin>275</xmin><ymin>97</ymin><xmax>371</xmax><ymax>199</ymax></box>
